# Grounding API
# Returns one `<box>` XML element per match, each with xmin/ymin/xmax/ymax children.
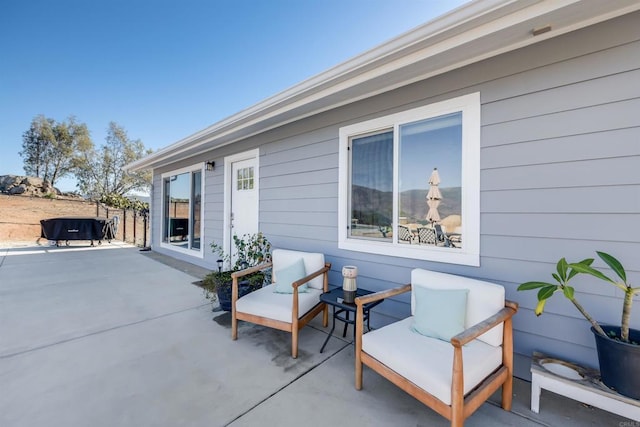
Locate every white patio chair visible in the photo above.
<box><xmin>231</xmin><ymin>249</ymin><xmax>331</xmax><ymax>358</ymax></box>
<box><xmin>354</xmin><ymin>268</ymin><xmax>518</xmax><ymax>427</ymax></box>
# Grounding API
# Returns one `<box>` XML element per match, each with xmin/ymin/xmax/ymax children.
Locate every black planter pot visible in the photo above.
<box><xmin>591</xmin><ymin>325</ymin><xmax>640</xmax><ymax>400</ymax></box>
<box><xmin>216</xmin><ymin>280</ymin><xmax>259</xmax><ymax>312</ymax></box>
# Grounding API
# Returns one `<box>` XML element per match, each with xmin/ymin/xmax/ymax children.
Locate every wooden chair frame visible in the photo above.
<box><xmin>231</xmin><ymin>261</ymin><xmax>331</xmax><ymax>358</ymax></box>
<box><xmin>354</xmin><ymin>284</ymin><xmax>518</xmax><ymax>427</ymax></box>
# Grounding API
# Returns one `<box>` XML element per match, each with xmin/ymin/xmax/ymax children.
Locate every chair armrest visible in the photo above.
<box><xmin>291</xmin><ymin>263</ymin><xmax>330</xmax><ymax>322</ymax></box>
<box><xmin>354</xmin><ymin>284</ymin><xmax>410</xmax><ymax>348</ymax></box>
<box><xmin>354</xmin><ymin>284</ymin><xmax>412</xmax><ymax>376</ymax></box>
<box><xmin>231</xmin><ymin>261</ymin><xmax>273</xmax><ymax>280</ymax></box>
<box><xmin>450</xmin><ymin>300</ymin><xmax>518</xmax><ymax>347</ymax></box>
<box><xmin>291</xmin><ymin>262</ymin><xmax>331</xmax><ymax>289</ymax></box>
<box><xmin>355</xmin><ymin>284</ymin><xmax>411</xmax><ymax>307</ymax></box>
<box><xmin>231</xmin><ymin>262</ymin><xmax>273</xmax><ymax>304</ymax></box>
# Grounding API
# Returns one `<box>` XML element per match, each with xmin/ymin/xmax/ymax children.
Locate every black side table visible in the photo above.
<box><xmin>319</xmin><ymin>287</ymin><xmax>384</xmax><ymax>353</ymax></box>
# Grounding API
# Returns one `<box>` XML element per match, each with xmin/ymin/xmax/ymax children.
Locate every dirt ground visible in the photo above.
<box><xmin>0</xmin><ymin>194</ymin><xmax>148</xmax><ymax>246</ymax></box>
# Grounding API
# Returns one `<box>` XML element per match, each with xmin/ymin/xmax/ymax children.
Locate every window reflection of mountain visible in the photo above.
<box><xmin>351</xmin><ymin>184</ymin><xmax>461</xmax><ymax>226</ymax></box>
<box><xmin>403</xmin><ymin>187</ymin><xmax>461</xmax><ymax>222</ymax></box>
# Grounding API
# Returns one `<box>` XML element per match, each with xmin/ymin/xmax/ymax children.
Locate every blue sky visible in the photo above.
<box><xmin>0</xmin><ymin>0</ymin><xmax>469</xmax><ymax>191</ymax></box>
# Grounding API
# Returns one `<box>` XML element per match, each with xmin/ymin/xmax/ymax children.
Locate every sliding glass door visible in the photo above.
<box><xmin>162</xmin><ymin>167</ymin><xmax>202</xmax><ymax>253</ymax></box>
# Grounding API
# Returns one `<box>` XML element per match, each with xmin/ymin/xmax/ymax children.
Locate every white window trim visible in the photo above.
<box><xmin>160</xmin><ymin>163</ymin><xmax>205</xmax><ymax>258</ymax></box>
<box><xmin>338</xmin><ymin>92</ymin><xmax>480</xmax><ymax>266</ymax></box>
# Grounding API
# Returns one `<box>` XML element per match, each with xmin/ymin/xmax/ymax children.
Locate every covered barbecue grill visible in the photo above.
<box><xmin>40</xmin><ymin>217</ymin><xmax>117</xmax><ymax>246</ymax></box>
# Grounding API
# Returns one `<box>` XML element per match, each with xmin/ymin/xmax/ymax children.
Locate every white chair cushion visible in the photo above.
<box><xmin>236</xmin><ymin>284</ymin><xmax>323</xmax><ymax>323</ymax></box>
<box><xmin>411</xmin><ymin>269</ymin><xmax>505</xmax><ymax>346</ymax></box>
<box><xmin>363</xmin><ymin>317</ymin><xmax>502</xmax><ymax>406</ymax></box>
<box><xmin>272</xmin><ymin>249</ymin><xmax>325</xmax><ymax>290</ymax></box>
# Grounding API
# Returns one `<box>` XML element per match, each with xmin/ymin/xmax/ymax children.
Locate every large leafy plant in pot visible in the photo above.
<box><xmin>518</xmin><ymin>251</ymin><xmax>640</xmax><ymax>399</ymax></box>
<box><xmin>202</xmin><ymin>232</ymin><xmax>271</xmax><ymax>312</ymax></box>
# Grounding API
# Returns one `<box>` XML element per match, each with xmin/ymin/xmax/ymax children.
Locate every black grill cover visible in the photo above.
<box><xmin>40</xmin><ymin>217</ymin><xmax>115</xmax><ymax>241</ymax></box>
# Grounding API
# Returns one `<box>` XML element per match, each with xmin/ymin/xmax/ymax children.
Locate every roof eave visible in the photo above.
<box><xmin>126</xmin><ymin>0</ymin><xmax>640</xmax><ymax>172</ymax></box>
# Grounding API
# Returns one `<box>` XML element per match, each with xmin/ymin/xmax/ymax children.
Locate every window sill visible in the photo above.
<box><xmin>338</xmin><ymin>239</ymin><xmax>479</xmax><ymax>267</ymax></box>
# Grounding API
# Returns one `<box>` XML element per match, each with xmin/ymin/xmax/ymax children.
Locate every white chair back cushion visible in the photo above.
<box><xmin>410</xmin><ymin>269</ymin><xmax>504</xmax><ymax>346</ymax></box>
<box><xmin>272</xmin><ymin>249</ymin><xmax>325</xmax><ymax>290</ymax></box>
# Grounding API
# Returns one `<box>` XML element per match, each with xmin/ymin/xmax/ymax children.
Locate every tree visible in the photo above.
<box><xmin>49</xmin><ymin>117</ymin><xmax>93</xmax><ymax>187</ymax></box>
<box><xmin>20</xmin><ymin>115</ymin><xmax>92</xmax><ymax>187</ymax></box>
<box><xmin>75</xmin><ymin>122</ymin><xmax>152</xmax><ymax>198</ymax></box>
<box><xmin>20</xmin><ymin>115</ymin><xmax>54</xmax><ymax>180</ymax></box>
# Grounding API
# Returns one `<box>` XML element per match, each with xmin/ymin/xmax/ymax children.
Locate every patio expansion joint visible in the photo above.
<box><xmin>304</xmin><ymin>322</ymin><xmax>557</xmax><ymax>426</ymax></box>
<box><xmin>484</xmin><ymin>396</ymin><xmax>553</xmax><ymax>427</ymax></box>
<box><xmin>0</xmin><ymin>249</ymin><xmax>8</xmax><ymax>269</ymax></box>
<box><xmin>0</xmin><ymin>303</ymin><xmax>210</xmax><ymax>360</ymax></box>
<box><xmin>223</xmin><ymin>341</ymin><xmax>351</xmax><ymax>426</ymax></box>
<box><xmin>508</xmin><ymin>408</ymin><xmax>554</xmax><ymax>427</ymax></box>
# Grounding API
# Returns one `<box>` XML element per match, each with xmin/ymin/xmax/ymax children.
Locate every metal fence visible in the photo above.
<box><xmin>94</xmin><ymin>201</ymin><xmax>150</xmax><ymax>247</ymax></box>
<box><xmin>0</xmin><ymin>195</ymin><xmax>150</xmax><ymax>246</ymax></box>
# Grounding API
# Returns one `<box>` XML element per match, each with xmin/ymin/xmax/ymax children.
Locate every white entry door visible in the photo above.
<box><xmin>226</xmin><ymin>151</ymin><xmax>259</xmax><ymax>265</ymax></box>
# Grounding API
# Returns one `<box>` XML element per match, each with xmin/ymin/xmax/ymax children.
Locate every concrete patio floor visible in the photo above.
<box><xmin>0</xmin><ymin>243</ymin><xmax>633</xmax><ymax>426</ymax></box>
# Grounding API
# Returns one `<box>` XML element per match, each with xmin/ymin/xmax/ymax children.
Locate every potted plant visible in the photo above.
<box><xmin>518</xmin><ymin>251</ymin><xmax>640</xmax><ymax>399</ymax></box>
<box><xmin>202</xmin><ymin>232</ymin><xmax>271</xmax><ymax>311</ymax></box>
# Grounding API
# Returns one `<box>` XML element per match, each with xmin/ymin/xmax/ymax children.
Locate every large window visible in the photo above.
<box><xmin>338</xmin><ymin>93</ymin><xmax>480</xmax><ymax>266</ymax></box>
<box><xmin>162</xmin><ymin>165</ymin><xmax>203</xmax><ymax>255</ymax></box>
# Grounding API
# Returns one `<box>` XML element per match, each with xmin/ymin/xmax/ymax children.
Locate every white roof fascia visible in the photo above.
<box><xmin>126</xmin><ymin>0</ymin><xmax>640</xmax><ymax>171</ymax></box>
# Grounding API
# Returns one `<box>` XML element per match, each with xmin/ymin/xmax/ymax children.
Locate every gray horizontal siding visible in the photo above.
<box><xmin>482</xmin><ymin>68</ymin><xmax>640</xmax><ymax>125</ymax></box>
<box><xmin>262</xmin><ymin>153</ymin><xmax>338</xmax><ymax>177</ymax></box>
<box><xmin>483</xmin><ymin>213</ymin><xmax>640</xmax><ymax>242</ymax></box>
<box><xmin>482</xmin><ymin>157</ymin><xmax>640</xmax><ymax>189</ymax></box>
<box><xmin>475</xmin><ymin>13</ymin><xmax>640</xmax><ymax>372</ymax></box>
<box><xmin>481</xmin><ymin>186</ymin><xmax>640</xmax><ymax>213</ymax></box>
<box><xmin>260</xmin><ymin>129</ymin><xmax>337</xmax><ymax>160</ymax></box>
<box><xmin>261</xmin><ymin>168</ymin><xmax>337</xmax><ymax>188</ymax></box>
<box><xmin>151</xmin><ymin>10</ymin><xmax>640</xmax><ymax>377</ymax></box>
<box><xmin>482</xmin><ymin>127</ymin><xmax>639</xmax><ymax>169</ymax></box>
<box><xmin>480</xmin><ymin>40</ymin><xmax>640</xmax><ymax>108</ymax></box>
<box><xmin>261</xmin><ymin>183</ymin><xmax>337</xmax><ymax>200</ymax></box>
<box><xmin>261</xmin><ymin>211</ymin><xmax>336</xmax><ymax>228</ymax></box>
<box><xmin>483</xmin><ymin>98</ymin><xmax>640</xmax><ymax>147</ymax></box>
<box><xmin>480</xmin><ymin>237</ymin><xmax>639</xmax><ymax>270</ymax></box>
<box><xmin>262</xmin><ymin>222</ymin><xmax>336</xmax><ymax>242</ymax></box>
<box><xmin>514</xmin><ymin>331</ymin><xmax>595</xmax><ymax>369</ymax></box>
<box><xmin>261</xmin><ymin>198</ymin><xmax>336</xmax><ymax>213</ymax></box>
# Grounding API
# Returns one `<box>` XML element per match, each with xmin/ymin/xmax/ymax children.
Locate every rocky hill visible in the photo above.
<box><xmin>0</xmin><ymin>175</ymin><xmax>82</xmax><ymax>199</ymax></box>
<box><xmin>0</xmin><ymin>175</ymin><xmax>60</xmax><ymax>196</ymax></box>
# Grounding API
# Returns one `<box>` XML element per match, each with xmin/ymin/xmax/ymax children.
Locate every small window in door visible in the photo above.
<box><xmin>236</xmin><ymin>167</ymin><xmax>254</xmax><ymax>190</ymax></box>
